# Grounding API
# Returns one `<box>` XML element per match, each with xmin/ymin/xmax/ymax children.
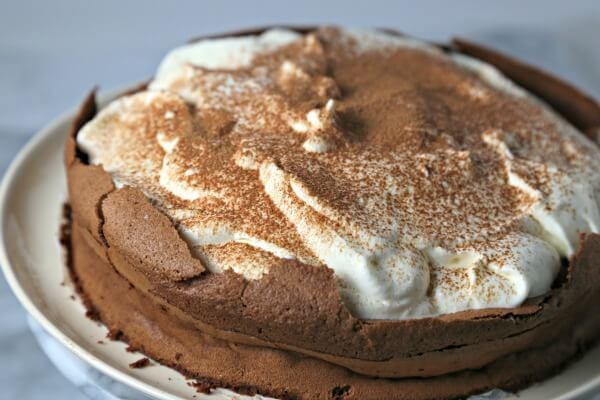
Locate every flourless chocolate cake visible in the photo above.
<box><xmin>64</xmin><ymin>26</ymin><xmax>600</xmax><ymax>399</ymax></box>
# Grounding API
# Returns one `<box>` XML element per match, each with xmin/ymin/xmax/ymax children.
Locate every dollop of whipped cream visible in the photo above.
<box><xmin>77</xmin><ymin>27</ymin><xmax>600</xmax><ymax>320</ymax></box>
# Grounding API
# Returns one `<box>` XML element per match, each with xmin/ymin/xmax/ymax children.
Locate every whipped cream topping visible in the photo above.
<box><xmin>77</xmin><ymin>27</ymin><xmax>600</xmax><ymax>319</ymax></box>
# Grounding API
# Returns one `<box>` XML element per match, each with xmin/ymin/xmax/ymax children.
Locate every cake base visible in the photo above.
<box><xmin>67</xmin><ymin>215</ymin><xmax>600</xmax><ymax>400</ymax></box>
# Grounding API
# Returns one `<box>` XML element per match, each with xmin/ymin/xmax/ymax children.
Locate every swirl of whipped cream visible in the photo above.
<box><xmin>77</xmin><ymin>28</ymin><xmax>600</xmax><ymax>320</ymax></box>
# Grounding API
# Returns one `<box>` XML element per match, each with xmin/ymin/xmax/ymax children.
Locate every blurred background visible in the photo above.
<box><xmin>1</xmin><ymin>0</ymin><xmax>600</xmax><ymax>399</ymax></box>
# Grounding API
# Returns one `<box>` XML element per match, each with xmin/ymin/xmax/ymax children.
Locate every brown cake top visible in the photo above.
<box><xmin>76</xmin><ymin>27</ymin><xmax>600</xmax><ymax>320</ymax></box>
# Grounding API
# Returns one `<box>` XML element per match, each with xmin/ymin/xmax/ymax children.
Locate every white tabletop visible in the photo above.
<box><xmin>1</xmin><ymin>1</ymin><xmax>600</xmax><ymax>399</ymax></box>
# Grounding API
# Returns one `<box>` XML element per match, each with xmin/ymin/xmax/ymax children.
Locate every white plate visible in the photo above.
<box><xmin>1</xmin><ymin>88</ymin><xmax>600</xmax><ymax>400</ymax></box>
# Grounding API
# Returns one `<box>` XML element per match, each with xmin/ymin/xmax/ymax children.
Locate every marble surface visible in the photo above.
<box><xmin>1</xmin><ymin>1</ymin><xmax>600</xmax><ymax>399</ymax></box>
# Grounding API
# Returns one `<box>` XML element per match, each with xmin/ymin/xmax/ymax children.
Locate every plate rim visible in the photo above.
<box><xmin>1</xmin><ymin>87</ymin><xmax>600</xmax><ymax>400</ymax></box>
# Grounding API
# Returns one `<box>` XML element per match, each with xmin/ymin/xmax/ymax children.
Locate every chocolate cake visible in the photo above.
<box><xmin>64</xmin><ymin>27</ymin><xmax>600</xmax><ymax>399</ymax></box>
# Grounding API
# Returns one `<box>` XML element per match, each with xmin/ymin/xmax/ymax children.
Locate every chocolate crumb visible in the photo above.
<box><xmin>107</xmin><ymin>329</ymin><xmax>123</xmax><ymax>340</ymax></box>
<box><xmin>85</xmin><ymin>308</ymin><xmax>101</xmax><ymax>321</ymax></box>
<box><xmin>129</xmin><ymin>357</ymin><xmax>150</xmax><ymax>369</ymax></box>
